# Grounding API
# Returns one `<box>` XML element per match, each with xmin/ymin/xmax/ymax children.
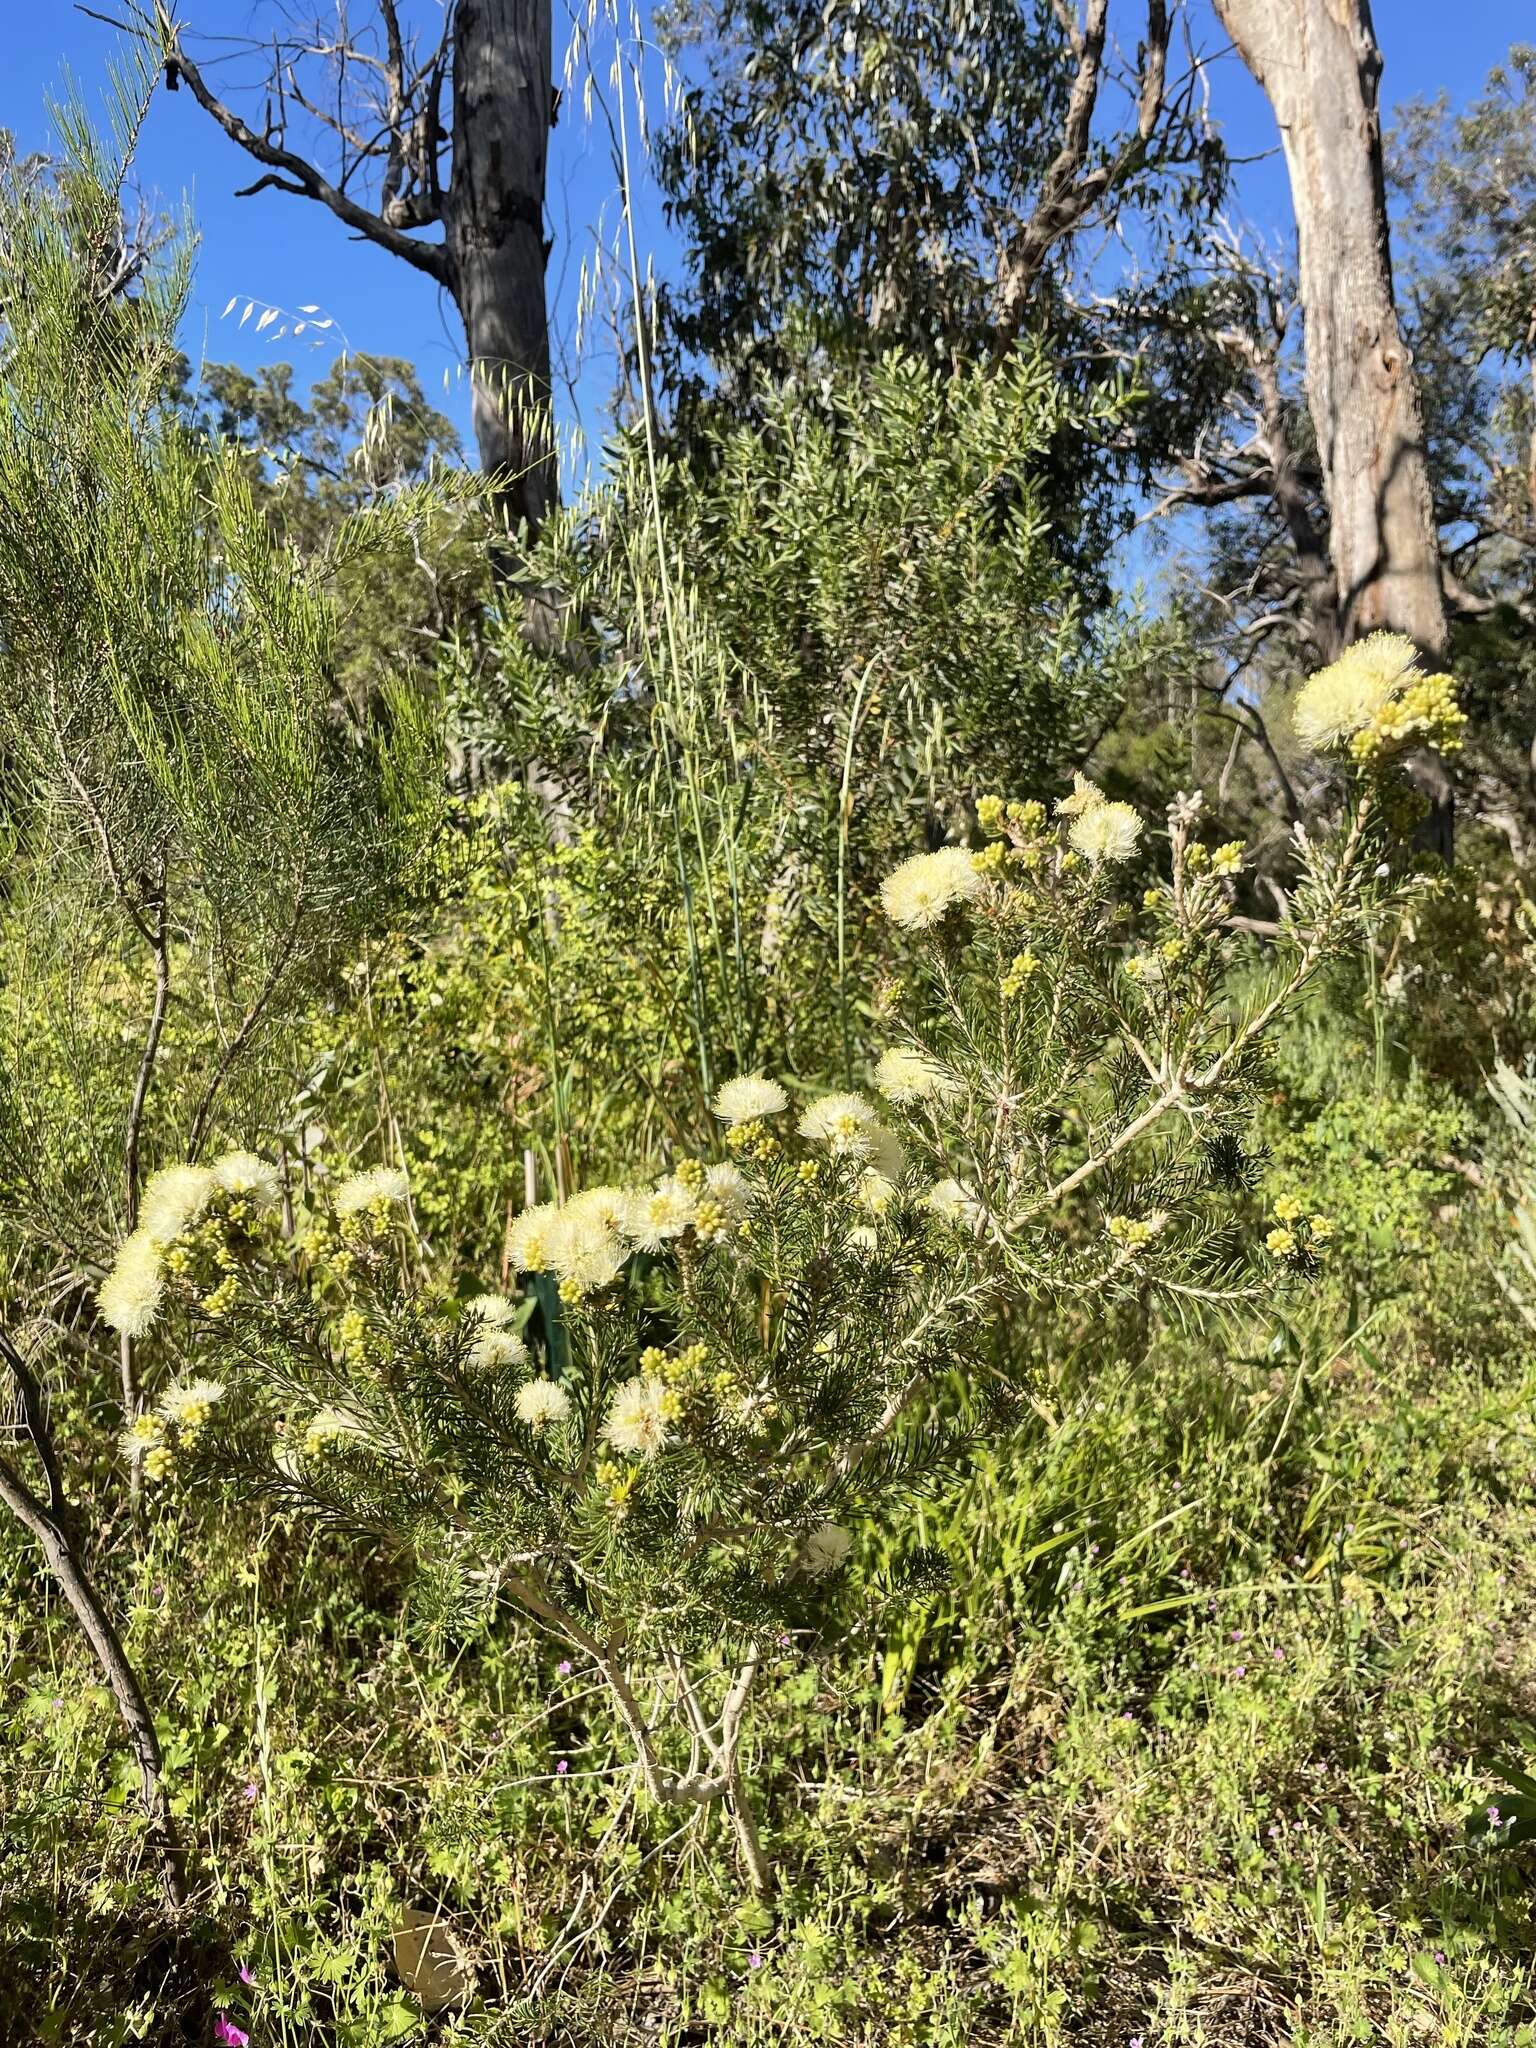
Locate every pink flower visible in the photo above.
<box><xmin>556</xmin><ymin>1758</ymin><xmax>569</xmax><ymax>1775</ymax></box>
<box><xmin>556</xmin><ymin>1658</ymin><xmax>572</xmax><ymax>1676</ymax></box>
<box><xmin>214</xmin><ymin>2019</ymin><xmax>250</xmax><ymax>2047</ymax></box>
<box><xmin>747</xmin><ymin>1949</ymin><xmax>764</xmax><ymax>1969</ymax></box>
<box><xmin>241</xmin><ymin>1781</ymin><xmax>259</xmax><ymax>1803</ymax></box>
<box><xmin>238</xmin><ymin>1963</ymin><xmax>255</xmax><ymax>1986</ymax></box>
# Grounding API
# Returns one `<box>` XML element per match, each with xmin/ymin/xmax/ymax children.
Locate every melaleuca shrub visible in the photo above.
<box><xmin>98</xmin><ymin>707</ymin><xmax>1434</xmax><ymax>1892</ymax></box>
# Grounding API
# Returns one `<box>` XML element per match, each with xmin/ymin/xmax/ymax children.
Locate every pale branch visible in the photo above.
<box><xmin>1204</xmin><ymin>702</ymin><xmax>1302</xmax><ymax>822</ymax></box>
<box><xmin>994</xmin><ymin>0</ymin><xmax>1173</xmax><ymax>346</ymax></box>
<box><xmin>1442</xmin><ymin>564</ymin><xmax>1536</xmax><ymax>626</ymax></box>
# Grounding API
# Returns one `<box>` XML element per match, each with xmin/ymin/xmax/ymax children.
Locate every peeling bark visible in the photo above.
<box><xmin>1213</xmin><ymin>0</ymin><xmax>1445</xmax><ymax>656</ymax></box>
<box><xmin>1214</xmin><ymin>0</ymin><xmax>1451</xmax><ymax>848</ymax></box>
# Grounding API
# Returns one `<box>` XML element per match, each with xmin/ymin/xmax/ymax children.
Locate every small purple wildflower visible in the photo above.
<box><xmin>241</xmin><ymin>1782</ymin><xmax>259</xmax><ymax>1803</ymax></box>
<box><xmin>1234</xmin><ymin>1664</ymin><xmax>1246</xmax><ymax>1678</ymax></box>
<box><xmin>556</xmin><ymin>1659</ymin><xmax>572</xmax><ymax>1677</ymax></box>
<box><xmin>238</xmin><ymin>1963</ymin><xmax>255</xmax><ymax>1987</ymax></box>
<box><xmin>556</xmin><ymin>1758</ymin><xmax>569</xmax><ymax>1776</ymax></box>
<box><xmin>1435</xmin><ymin>1950</ymin><xmax>1447</xmax><ymax>1965</ymax></box>
<box><xmin>747</xmin><ymin>1950</ymin><xmax>764</xmax><ymax>1970</ymax></box>
<box><xmin>214</xmin><ymin>2020</ymin><xmax>250</xmax><ymax>2048</ymax></box>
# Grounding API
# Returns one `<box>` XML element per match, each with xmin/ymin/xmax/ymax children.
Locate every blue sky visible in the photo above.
<box><xmin>2</xmin><ymin>2</ymin><xmax>1527</xmax><ymax>470</ymax></box>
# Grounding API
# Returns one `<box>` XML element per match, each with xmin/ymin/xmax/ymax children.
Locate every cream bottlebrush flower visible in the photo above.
<box><xmin>547</xmin><ymin>1207</ymin><xmax>627</xmax><ymax>1295</ymax></box>
<box><xmin>1055</xmin><ymin>771</ymin><xmax>1105</xmax><ymax>819</ymax></box>
<box><xmin>1068</xmin><ymin>801</ymin><xmax>1142</xmax><ymax>864</ymax></box>
<box><xmin>602</xmin><ymin>1375</ymin><xmax>673</xmax><ymax>1458</ymax></box>
<box><xmin>619</xmin><ymin>1177</ymin><xmax>698</xmax><ymax>1252</ymax></box>
<box><xmin>856</xmin><ymin>1168</ymin><xmax>898</xmax><ymax>1217</ymax></box>
<box><xmin>334</xmin><ymin>1163</ymin><xmax>410</xmax><ymax>1217</ymax></box>
<box><xmin>712</xmin><ymin>1073</ymin><xmax>789</xmax><ymax>1123</ymax></box>
<box><xmin>798</xmin><ymin>1092</ymin><xmax>881</xmax><ymax>1156</ymax></box>
<box><xmin>926</xmin><ymin>1177</ymin><xmax>984</xmax><ymax>1230</ymax></box>
<box><xmin>210</xmin><ymin>1150</ymin><xmax>281</xmax><ymax>1207</ymax></box>
<box><xmin>879</xmin><ymin>846</ymin><xmax>983</xmax><ymax>931</ymax></box>
<box><xmin>564</xmin><ymin>1185</ymin><xmax>632</xmax><ymax>1234</ymax></box>
<box><xmin>470</xmin><ymin>1325</ymin><xmax>529</xmax><ymax>1371</ymax></box>
<box><xmin>803</xmin><ymin>1523</ymin><xmax>854</xmax><ymax>1576</ymax></box>
<box><xmin>508</xmin><ymin>1201</ymin><xmax>562</xmax><ymax>1272</ymax></box>
<box><xmin>465</xmin><ymin>1292</ymin><xmax>516</xmax><ymax>1327</ymax></box>
<box><xmin>515</xmin><ymin>1378</ymin><xmax>571</xmax><ymax>1430</ymax></box>
<box><xmin>119</xmin><ymin>1411</ymin><xmax>165</xmax><ymax>1457</ymax></box>
<box><xmin>99</xmin><ymin>1230</ymin><xmax>166</xmax><ymax>1338</ymax></box>
<box><xmin>704</xmin><ymin>1161</ymin><xmax>750</xmax><ymax>1222</ymax></box>
<box><xmin>138</xmin><ymin>1163</ymin><xmax>216</xmax><ymax>1243</ymax></box>
<box><xmin>158</xmin><ymin>1377</ymin><xmax>226</xmax><ymax>1428</ymax></box>
<box><xmin>1292</xmin><ymin>632</ymin><xmax>1418</xmax><ymax>751</ymax></box>
<box><xmin>874</xmin><ymin>1046</ymin><xmax>959</xmax><ymax>1107</ymax></box>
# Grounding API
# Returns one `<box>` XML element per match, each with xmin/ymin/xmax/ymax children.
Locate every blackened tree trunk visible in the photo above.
<box><xmin>447</xmin><ymin>0</ymin><xmax>556</xmax><ymax>531</ymax></box>
<box><xmin>162</xmin><ymin>0</ymin><xmax>557</xmax><ymax>536</ymax></box>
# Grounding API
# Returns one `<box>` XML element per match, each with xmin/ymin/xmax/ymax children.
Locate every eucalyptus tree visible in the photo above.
<box><xmin>654</xmin><ymin>0</ymin><xmax>1215</xmax><ymax>384</ymax></box>
<box><xmin>145</xmin><ymin>0</ymin><xmax>556</xmax><ymax>533</ymax></box>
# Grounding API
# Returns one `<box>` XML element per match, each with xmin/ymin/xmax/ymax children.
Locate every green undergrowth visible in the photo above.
<box><xmin>6</xmin><ymin>1190</ymin><xmax>1536</xmax><ymax>2046</ymax></box>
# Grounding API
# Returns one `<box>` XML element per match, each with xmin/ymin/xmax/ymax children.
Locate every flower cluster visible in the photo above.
<box><xmin>873</xmin><ymin>1046</ymin><xmax>960</xmax><ymax>1107</ymax></box>
<box><xmin>1291</xmin><ymin>633</ymin><xmax>1466</xmax><ymax>764</ymax></box>
<box><xmin>1265</xmin><ymin>1193</ymin><xmax>1335</xmax><ymax>1264</ymax></box>
<box><xmin>119</xmin><ymin>1377</ymin><xmax>227</xmax><ymax>1483</ymax></box>
<box><xmin>333</xmin><ymin>1163</ymin><xmax>411</xmax><ymax>1220</ymax></box>
<box><xmin>505</xmin><ymin>1162</ymin><xmax>752</xmax><ymax>1304</ymax></box>
<box><xmin>99</xmin><ymin>1154</ymin><xmax>286</xmax><ymax>1340</ymax></box>
<box><xmin>879</xmin><ymin>845</ymin><xmax>983</xmax><ymax>930</ymax></box>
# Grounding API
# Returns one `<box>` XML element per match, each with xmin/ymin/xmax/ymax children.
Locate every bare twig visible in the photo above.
<box><xmin>0</xmin><ymin>1323</ymin><xmax>188</xmax><ymax>1912</ymax></box>
<box><xmin>152</xmin><ymin>6</ymin><xmax>449</xmax><ymax>281</ymax></box>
